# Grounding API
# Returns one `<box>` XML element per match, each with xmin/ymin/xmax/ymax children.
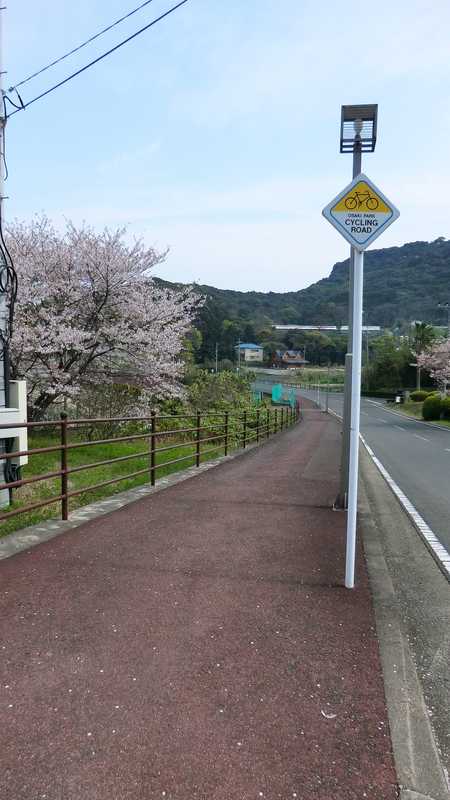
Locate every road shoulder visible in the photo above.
<box><xmin>359</xmin><ymin>448</ymin><xmax>450</xmax><ymax>799</ymax></box>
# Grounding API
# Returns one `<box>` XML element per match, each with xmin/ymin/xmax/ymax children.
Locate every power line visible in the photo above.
<box><xmin>7</xmin><ymin>0</ymin><xmax>189</xmax><ymax>118</ymax></box>
<box><xmin>9</xmin><ymin>0</ymin><xmax>158</xmax><ymax>93</ymax></box>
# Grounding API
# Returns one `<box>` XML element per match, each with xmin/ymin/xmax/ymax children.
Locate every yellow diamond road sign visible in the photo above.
<box><xmin>322</xmin><ymin>173</ymin><xmax>399</xmax><ymax>251</ymax></box>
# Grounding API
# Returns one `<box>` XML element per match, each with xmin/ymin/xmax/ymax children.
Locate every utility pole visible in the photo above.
<box><xmin>326</xmin><ymin>363</ymin><xmax>330</xmax><ymax>414</ymax></box>
<box><xmin>215</xmin><ymin>342</ymin><xmax>218</xmax><ymax>374</ymax></box>
<box><xmin>0</xmin><ymin>4</ymin><xmax>9</xmax><ymax>508</ymax></box>
<box><xmin>237</xmin><ymin>338</ymin><xmax>241</xmax><ymax>372</ymax></box>
<box><xmin>0</xmin><ymin>4</ymin><xmax>7</xmax><ymax>411</ymax></box>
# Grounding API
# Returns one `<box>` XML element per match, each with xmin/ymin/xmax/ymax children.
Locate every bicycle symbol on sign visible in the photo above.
<box><xmin>345</xmin><ymin>190</ymin><xmax>379</xmax><ymax>211</ymax></box>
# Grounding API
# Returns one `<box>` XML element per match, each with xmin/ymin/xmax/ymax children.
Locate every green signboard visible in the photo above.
<box><xmin>271</xmin><ymin>384</ymin><xmax>283</xmax><ymax>403</ymax></box>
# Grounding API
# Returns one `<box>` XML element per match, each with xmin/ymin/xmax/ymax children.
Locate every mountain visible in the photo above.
<box><xmin>194</xmin><ymin>238</ymin><xmax>450</xmax><ymax>329</ymax></box>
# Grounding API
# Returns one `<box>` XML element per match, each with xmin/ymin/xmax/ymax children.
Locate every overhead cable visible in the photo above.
<box><xmin>7</xmin><ymin>0</ymin><xmax>189</xmax><ymax>117</ymax></box>
<box><xmin>9</xmin><ymin>0</ymin><xmax>157</xmax><ymax>92</ymax></box>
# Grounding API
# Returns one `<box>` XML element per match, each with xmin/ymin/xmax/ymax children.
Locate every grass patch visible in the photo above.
<box><xmin>391</xmin><ymin>401</ymin><xmax>450</xmax><ymax>428</ymax></box>
<box><xmin>394</xmin><ymin>401</ymin><xmax>424</xmax><ymax>419</ymax></box>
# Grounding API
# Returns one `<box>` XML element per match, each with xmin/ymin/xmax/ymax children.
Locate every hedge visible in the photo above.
<box><xmin>410</xmin><ymin>390</ymin><xmax>430</xmax><ymax>402</ymax></box>
<box><xmin>441</xmin><ymin>397</ymin><xmax>450</xmax><ymax>420</ymax></box>
<box><xmin>422</xmin><ymin>394</ymin><xmax>442</xmax><ymax>421</ymax></box>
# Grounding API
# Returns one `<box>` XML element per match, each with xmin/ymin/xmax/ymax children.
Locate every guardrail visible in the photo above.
<box><xmin>0</xmin><ymin>405</ymin><xmax>299</xmax><ymax>525</ymax></box>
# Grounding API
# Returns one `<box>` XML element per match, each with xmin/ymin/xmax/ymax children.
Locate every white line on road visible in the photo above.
<box><xmin>361</xmin><ymin>411</ymin><xmax>368</xmax><ymax>416</ymax></box>
<box><xmin>394</xmin><ymin>425</ymin><xmax>406</xmax><ymax>431</ymax></box>
<box><xmin>367</xmin><ymin>403</ymin><xmax>450</xmax><ymax>434</ymax></box>
<box><xmin>360</xmin><ymin>435</ymin><xmax>450</xmax><ymax>582</ymax></box>
<box><xmin>413</xmin><ymin>434</ymin><xmax>430</xmax><ymax>442</ymax></box>
<box><xmin>376</xmin><ymin>417</ymin><xmax>387</xmax><ymax>423</ymax></box>
<box><xmin>328</xmin><ymin>406</ymin><xmax>449</xmax><ymax>578</ymax></box>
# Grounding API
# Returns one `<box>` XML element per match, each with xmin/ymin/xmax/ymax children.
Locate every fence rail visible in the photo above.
<box><xmin>0</xmin><ymin>405</ymin><xmax>300</xmax><ymax>525</ymax></box>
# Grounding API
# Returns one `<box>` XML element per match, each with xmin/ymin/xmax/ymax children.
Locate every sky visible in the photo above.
<box><xmin>5</xmin><ymin>0</ymin><xmax>450</xmax><ymax>292</ymax></box>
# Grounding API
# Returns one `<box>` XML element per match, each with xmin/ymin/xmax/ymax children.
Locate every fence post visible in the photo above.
<box><xmin>243</xmin><ymin>410</ymin><xmax>247</xmax><ymax>449</ymax></box>
<box><xmin>266</xmin><ymin>409</ymin><xmax>270</xmax><ymax>438</ymax></box>
<box><xmin>196</xmin><ymin>410</ymin><xmax>201</xmax><ymax>467</ymax></box>
<box><xmin>60</xmin><ymin>412</ymin><xmax>68</xmax><ymax>521</ymax></box>
<box><xmin>224</xmin><ymin>412</ymin><xmax>229</xmax><ymax>456</ymax></box>
<box><xmin>256</xmin><ymin>409</ymin><xmax>260</xmax><ymax>443</ymax></box>
<box><xmin>275</xmin><ymin>409</ymin><xmax>278</xmax><ymax>433</ymax></box>
<box><xmin>150</xmin><ymin>410</ymin><xmax>156</xmax><ymax>486</ymax></box>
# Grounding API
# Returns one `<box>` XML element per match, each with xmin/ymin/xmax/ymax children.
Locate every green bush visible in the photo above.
<box><xmin>410</xmin><ymin>390</ymin><xmax>429</xmax><ymax>402</ymax></box>
<box><xmin>441</xmin><ymin>397</ymin><xmax>450</xmax><ymax>420</ymax></box>
<box><xmin>422</xmin><ymin>394</ymin><xmax>442</xmax><ymax>421</ymax></box>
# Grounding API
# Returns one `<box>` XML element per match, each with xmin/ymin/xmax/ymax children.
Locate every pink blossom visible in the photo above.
<box><xmin>7</xmin><ymin>217</ymin><xmax>202</xmax><ymax>417</ymax></box>
<box><xmin>417</xmin><ymin>339</ymin><xmax>450</xmax><ymax>392</ymax></box>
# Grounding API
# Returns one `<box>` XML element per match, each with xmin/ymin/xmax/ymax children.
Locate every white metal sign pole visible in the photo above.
<box><xmin>322</xmin><ymin>172</ymin><xmax>399</xmax><ymax>588</ymax></box>
<box><xmin>345</xmin><ymin>247</ymin><xmax>364</xmax><ymax>589</ymax></box>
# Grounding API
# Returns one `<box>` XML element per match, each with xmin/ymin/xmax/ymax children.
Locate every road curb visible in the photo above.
<box><xmin>359</xmin><ymin>434</ymin><xmax>450</xmax><ymax>584</ymax></box>
<box><xmin>326</xmin><ymin>406</ymin><xmax>450</xmax><ymax>583</ymax></box>
<box><xmin>359</xmin><ymin>465</ymin><xmax>450</xmax><ymax>800</ymax></box>
<box><xmin>400</xmin><ymin>791</ymin><xmax>447</xmax><ymax>800</ymax></box>
<box><xmin>324</xmin><ymin>408</ymin><xmax>449</xmax><ymax>798</ymax></box>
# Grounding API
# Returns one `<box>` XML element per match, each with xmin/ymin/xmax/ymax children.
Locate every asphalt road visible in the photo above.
<box><xmin>253</xmin><ymin>381</ymin><xmax>450</xmax><ymax>554</ymax></box>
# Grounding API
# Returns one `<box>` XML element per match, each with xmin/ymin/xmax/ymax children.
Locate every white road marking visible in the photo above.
<box><xmin>360</xmin><ymin>435</ymin><xmax>450</xmax><ymax>583</ymax></box>
<box><xmin>394</xmin><ymin>425</ymin><xmax>406</xmax><ymax>431</ymax></box>
<box><xmin>361</xmin><ymin>411</ymin><xmax>368</xmax><ymax>416</ymax></box>
<box><xmin>366</xmin><ymin>402</ymin><xmax>450</xmax><ymax>434</ymax></box>
<box><xmin>328</xmin><ymin>404</ymin><xmax>449</xmax><ymax>579</ymax></box>
<box><xmin>376</xmin><ymin>417</ymin><xmax>387</xmax><ymax>423</ymax></box>
<box><xmin>413</xmin><ymin>434</ymin><xmax>429</xmax><ymax>442</ymax></box>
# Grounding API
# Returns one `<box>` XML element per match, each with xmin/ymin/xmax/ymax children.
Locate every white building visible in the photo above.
<box><xmin>235</xmin><ymin>343</ymin><xmax>264</xmax><ymax>363</ymax></box>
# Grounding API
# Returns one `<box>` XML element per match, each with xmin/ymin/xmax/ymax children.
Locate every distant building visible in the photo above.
<box><xmin>274</xmin><ymin>324</ymin><xmax>381</xmax><ymax>333</ymax></box>
<box><xmin>272</xmin><ymin>350</ymin><xmax>309</xmax><ymax>369</ymax></box>
<box><xmin>235</xmin><ymin>343</ymin><xmax>264</xmax><ymax>363</ymax></box>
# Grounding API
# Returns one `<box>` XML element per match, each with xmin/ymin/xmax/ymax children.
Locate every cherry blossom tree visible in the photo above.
<box><xmin>417</xmin><ymin>338</ymin><xmax>450</xmax><ymax>393</ymax></box>
<box><xmin>7</xmin><ymin>216</ymin><xmax>202</xmax><ymax>418</ymax></box>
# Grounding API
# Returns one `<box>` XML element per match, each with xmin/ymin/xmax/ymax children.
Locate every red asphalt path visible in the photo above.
<box><xmin>0</xmin><ymin>405</ymin><xmax>397</xmax><ymax>800</ymax></box>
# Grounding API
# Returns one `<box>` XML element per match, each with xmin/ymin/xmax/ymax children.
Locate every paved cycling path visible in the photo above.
<box><xmin>0</xmin><ymin>404</ymin><xmax>397</xmax><ymax>800</ymax></box>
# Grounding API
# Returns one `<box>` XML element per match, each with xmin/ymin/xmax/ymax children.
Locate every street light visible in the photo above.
<box><xmin>340</xmin><ymin>104</ymin><xmax>378</xmax><ymax>154</ymax></box>
<box><xmin>437</xmin><ymin>302</ymin><xmax>450</xmax><ymax>335</ymax></box>
<box><xmin>337</xmin><ymin>104</ymin><xmax>378</xmax><ymax>509</ymax></box>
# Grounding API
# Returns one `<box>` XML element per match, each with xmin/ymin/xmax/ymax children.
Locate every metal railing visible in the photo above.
<box><xmin>0</xmin><ymin>405</ymin><xmax>299</xmax><ymax>525</ymax></box>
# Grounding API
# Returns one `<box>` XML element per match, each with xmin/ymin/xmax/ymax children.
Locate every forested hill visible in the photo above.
<box><xmin>194</xmin><ymin>238</ymin><xmax>450</xmax><ymax>328</ymax></box>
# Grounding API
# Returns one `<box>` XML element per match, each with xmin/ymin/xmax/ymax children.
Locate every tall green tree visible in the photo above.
<box><xmin>411</xmin><ymin>322</ymin><xmax>436</xmax><ymax>389</ymax></box>
<box><xmin>367</xmin><ymin>334</ymin><xmax>413</xmax><ymax>390</ymax></box>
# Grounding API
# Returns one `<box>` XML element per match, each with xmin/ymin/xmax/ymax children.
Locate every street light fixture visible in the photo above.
<box><xmin>340</xmin><ymin>104</ymin><xmax>378</xmax><ymax>153</ymax></box>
